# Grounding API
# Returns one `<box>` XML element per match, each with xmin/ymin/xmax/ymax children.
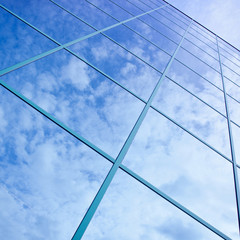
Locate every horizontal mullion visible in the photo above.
<box><xmin>220</xmin><ymin>51</ymin><xmax>240</xmax><ymax>69</ymax></box>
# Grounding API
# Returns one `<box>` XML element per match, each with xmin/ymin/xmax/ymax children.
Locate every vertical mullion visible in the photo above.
<box><xmin>71</xmin><ymin>19</ymin><xmax>192</xmax><ymax>240</ymax></box>
<box><xmin>216</xmin><ymin>36</ymin><xmax>240</xmax><ymax>233</ymax></box>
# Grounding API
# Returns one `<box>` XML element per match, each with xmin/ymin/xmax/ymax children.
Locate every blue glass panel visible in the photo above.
<box><xmin>122</xmin><ymin>108</ymin><xmax>238</xmax><ymax>238</ymax></box>
<box><xmin>0</xmin><ymin>7</ymin><xmax>56</xmax><ymax>71</ymax></box>
<box><xmin>0</xmin><ymin>49</ymin><xmax>144</xmax><ymax>158</ymax></box>
<box><xmin>185</xmin><ymin>32</ymin><xmax>218</xmax><ymax>59</ymax></box>
<box><xmin>227</xmin><ymin>95</ymin><xmax>240</xmax><ymax>127</ymax></box>
<box><xmin>232</xmin><ymin>123</ymin><xmax>240</xmax><ymax>166</ymax></box>
<box><xmin>152</xmin><ymin>78</ymin><xmax>230</xmax><ymax>157</ymax></box>
<box><xmin>167</xmin><ymin>59</ymin><xmax>226</xmax><ymax>115</ymax></box>
<box><xmin>81</xmin><ymin>169</ymin><xmax>224</xmax><ymax>240</ymax></box>
<box><xmin>1</xmin><ymin>0</ymin><xmax>94</xmax><ymax>44</ymax></box>
<box><xmin>176</xmin><ymin>47</ymin><xmax>222</xmax><ymax>89</ymax></box>
<box><xmin>105</xmin><ymin>22</ymin><xmax>171</xmax><ymax>73</ymax></box>
<box><xmin>0</xmin><ymin>86</ymin><xmax>112</xmax><ymax>240</ymax></box>
<box><xmin>181</xmin><ymin>38</ymin><xmax>220</xmax><ymax>72</ymax></box>
<box><xmin>69</xmin><ymin>33</ymin><xmax>161</xmax><ymax>101</ymax></box>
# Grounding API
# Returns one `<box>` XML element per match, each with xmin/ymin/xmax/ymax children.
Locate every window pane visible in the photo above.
<box><xmin>122</xmin><ymin>108</ymin><xmax>238</xmax><ymax>238</ymax></box>
<box><xmin>0</xmin><ymin>87</ymin><xmax>112</xmax><ymax>240</ymax></box>
<box><xmin>0</xmin><ymin>50</ymin><xmax>144</xmax><ymax>157</ymax></box>
<box><xmin>81</xmin><ymin>169</ymin><xmax>224</xmax><ymax>240</ymax></box>
<box><xmin>0</xmin><ymin>7</ymin><xmax>56</xmax><ymax>70</ymax></box>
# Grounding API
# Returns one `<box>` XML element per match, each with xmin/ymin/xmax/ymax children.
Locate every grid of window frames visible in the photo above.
<box><xmin>0</xmin><ymin>0</ymin><xmax>240</xmax><ymax>239</ymax></box>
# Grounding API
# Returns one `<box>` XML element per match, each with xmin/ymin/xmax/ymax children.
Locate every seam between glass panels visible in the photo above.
<box><xmin>216</xmin><ymin>36</ymin><xmax>240</xmax><ymax>233</ymax></box>
<box><xmin>0</xmin><ymin>2</ymin><xmax>239</xmax><ymax>164</ymax></box>
<box><xmin>71</xmin><ymin>20</ymin><xmax>193</xmax><ymax>240</ymax></box>
<box><xmin>0</xmin><ymin>3</ymin><xmax>165</xmax><ymax>76</ymax></box>
<box><xmin>0</xmin><ymin>79</ymin><xmax>230</xmax><ymax>239</ymax></box>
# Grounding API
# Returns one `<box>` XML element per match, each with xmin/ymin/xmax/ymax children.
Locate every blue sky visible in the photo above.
<box><xmin>0</xmin><ymin>0</ymin><xmax>240</xmax><ymax>239</ymax></box>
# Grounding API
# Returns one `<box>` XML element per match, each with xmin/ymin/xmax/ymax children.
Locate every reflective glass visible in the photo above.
<box><xmin>0</xmin><ymin>50</ymin><xmax>144</xmax><ymax>158</ymax></box>
<box><xmin>185</xmin><ymin>32</ymin><xmax>218</xmax><ymax>59</ymax></box>
<box><xmin>0</xmin><ymin>7</ymin><xmax>57</xmax><ymax>71</ymax></box>
<box><xmin>69</xmin><ymin>33</ymin><xmax>161</xmax><ymax>101</ymax></box>
<box><xmin>232</xmin><ymin>123</ymin><xmax>240</xmax><ymax>166</ymax></box>
<box><xmin>227</xmin><ymin>95</ymin><xmax>240</xmax><ymax>127</ymax></box>
<box><xmin>224</xmin><ymin>77</ymin><xmax>240</xmax><ymax>103</ymax></box>
<box><xmin>122</xmin><ymin>109</ymin><xmax>238</xmax><ymax>238</ymax></box>
<box><xmin>221</xmin><ymin>54</ymin><xmax>240</xmax><ymax>77</ymax></box>
<box><xmin>181</xmin><ymin>38</ymin><xmax>220</xmax><ymax>72</ymax></box>
<box><xmin>1</xmin><ymin>0</ymin><xmax>94</xmax><ymax>44</ymax></box>
<box><xmin>176</xmin><ymin>47</ymin><xmax>223</xmax><ymax>90</ymax></box>
<box><xmin>190</xmin><ymin>23</ymin><xmax>216</xmax><ymax>43</ymax></box>
<box><xmin>152</xmin><ymin>78</ymin><xmax>230</xmax><ymax>157</ymax></box>
<box><xmin>165</xmin><ymin>5</ymin><xmax>191</xmax><ymax>26</ymax></box>
<box><xmin>222</xmin><ymin>65</ymin><xmax>240</xmax><ymax>86</ymax></box>
<box><xmin>83</xmin><ymin>0</ymin><xmax>133</xmax><ymax>22</ymax></box>
<box><xmin>0</xmin><ymin>87</ymin><xmax>112</xmax><ymax>240</ymax></box>
<box><xmin>104</xmin><ymin>22</ymin><xmax>171</xmax><ymax>73</ymax></box>
<box><xmin>107</xmin><ymin>0</ymin><xmax>143</xmax><ymax>16</ymax></box>
<box><xmin>82</xmin><ymin>169</ymin><xmax>224</xmax><ymax>240</ymax></box>
<box><xmin>150</xmin><ymin>8</ymin><xmax>186</xmax><ymax>36</ymax></box>
<box><xmin>188</xmin><ymin>28</ymin><xmax>217</xmax><ymax>52</ymax></box>
<box><xmin>167</xmin><ymin>59</ymin><xmax>226</xmax><ymax>115</ymax></box>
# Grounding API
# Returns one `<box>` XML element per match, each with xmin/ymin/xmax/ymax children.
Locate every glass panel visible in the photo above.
<box><xmin>181</xmin><ymin>38</ymin><xmax>220</xmax><ymax>72</ymax></box>
<box><xmin>218</xmin><ymin>38</ymin><xmax>240</xmax><ymax>62</ymax></box>
<box><xmin>122</xmin><ymin>108</ymin><xmax>238</xmax><ymax>238</ymax></box>
<box><xmin>0</xmin><ymin>7</ymin><xmax>57</xmax><ymax>70</ymax></box>
<box><xmin>190</xmin><ymin>23</ymin><xmax>216</xmax><ymax>43</ymax></box>
<box><xmin>125</xmin><ymin>13</ymin><xmax>182</xmax><ymax>46</ymax></box>
<box><xmin>0</xmin><ymin>86</ymin><xmax>112</xmax><ymax>240</ymax></box>
<box><xmin>104</xmin><ymin>21</ymin><xmax>171</xmax><ymax>73</ymax></box>
<box><xmin>225</xmin><ymin>77</ymin><xmax>240</xmax><ymax>103</ymax></box>
<box><xmin>125</xmin><ymin>0</ymin><xmax>154</xmax><ymax>12</ymax></box>
<box><xmin>167</xmin><ymin>59</ymin><xmax>226</xmax><ymax>115</ymax></box>
<box><xmin>222</xmin><ymin>65</ymin><xmax>240</xmax><ymax>86</ymax></box>
<box><xmin>128</xmin><ymin>14</ymin><xmax>179</xmax><ymax>54</ymax></box>
<box><xmin>227</xmin><ymin>95</ymin><xmax>240</xmax><ymax>127</ymax></box>
<box><xmin>1</xmin><ymin>0</ymin><xmax>94</xmax><ymax>44</ymax></box>
<box><xmin>107</xmin><ymin>0</ymin><xmax>143</xmax><ymax>16</ymax></box>
<box><xmin>221</xmin><ymin>55</ymin><xmax>240</xmax><ymax>76</ymax></box>
<box><xmin>165</xmin><ymin>5</ymin><xmax>191</xmax><ymax>26</ymax></box>
<box><xmin>81</xmin><ymin>169</ymin><xmax>224</xmax><ymax>240</ymax></box>
<box><xmin>176</xmin><ymin>47</ymin><xmax>223</xmax><ymax>90</ymax></box>
<box><xmin>188</xmin><ymin>27</ymin><xmax>217</xmax><ymax>52</ymax></box>
<box><xmin>152</xmin><ymin>78</ymin><xmax>230</xmax><ymax>157</ymax></box>
<box><xmin>232</xmin><ymin>123</ymin><xmax>240</xmax><ymax>165</ymax></box>
<box><xmin>150</xmin><ymin>8</ymin><xmax>186</xmax><ymax>36</ymax></box>
<box><xmin>83</xmin><ymin>0</ymin><xmax>133</xmax><ymax>22</ymax></box>
<box><xmin>0</xmin><ymin>49</ymin><xmax>144</xmax><ymax>158</ymax></box>
<box><xmin>185</xmin><ymin>32</ymin><xmax>218</xmax><ymax>59</ymax></box>
<box><xmin>219</xmin><ymin>45</ymin><xmax>240</xmax><ymax>67</ymax></box>
<box><xmin>69</xmin><ymin>33</ymin><xmax>161</xmax><ymax>101</ymax></box>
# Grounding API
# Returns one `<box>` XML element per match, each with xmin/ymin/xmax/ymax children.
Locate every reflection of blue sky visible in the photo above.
<box><xmin>0</xmin><ymin>0</ymin><xmax>240</xmax><ymax>239</ymax></box>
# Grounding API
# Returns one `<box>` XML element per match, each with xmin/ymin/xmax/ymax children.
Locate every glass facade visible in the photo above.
<box><xmin>0</xmin><ymin>0</ymin><xmax>240</xmax><ymax>239</ymax></box>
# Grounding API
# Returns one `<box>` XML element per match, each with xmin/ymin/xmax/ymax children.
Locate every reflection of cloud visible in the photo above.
<box><xmin>61</xmin><ymin>57</ymin><xmax>91</xmax><ymax>91</ymax></box>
